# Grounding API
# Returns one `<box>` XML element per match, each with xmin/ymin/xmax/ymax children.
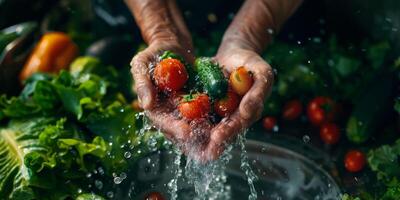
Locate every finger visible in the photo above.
<box><xmin>130</xmin><ymin>48</ymin><xmax>157</xmax><ymax>110</ymax></box>
<box><xmin>145</xmin><ymin>109</ymin><xmax>191</xmax><ymax>143</ymax></box>
<box><xmin>239</xmin><ymin>59</ymin><xmax>274</xmax><ymax>122</ymax></box>
<box><xmin>201</xmin><ymin>112</ymin><xmax>244</xmax><ymax>162</ymax></box>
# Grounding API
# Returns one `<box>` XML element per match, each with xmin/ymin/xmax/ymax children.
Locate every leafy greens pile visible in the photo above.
<box><xmin>0</xmin><ymin>57</ymin><xmax>165</xmax><ymax>200</ymax></box>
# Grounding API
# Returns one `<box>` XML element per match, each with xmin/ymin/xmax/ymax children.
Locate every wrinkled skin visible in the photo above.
<box><xmin>125</xmin><ymin>0</ymin><xmax>302</xmax><ymax>162</ymax></box>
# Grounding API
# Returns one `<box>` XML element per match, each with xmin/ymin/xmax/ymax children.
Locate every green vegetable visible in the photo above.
<box><xmin>194</xmin><ymin>57</ymin><xmax>228</xmax><ymax>99</ymax></box>
<box><xmin>0</xmin><ymin>56</ymin><xmax>166</xmax><ymax>199</ymax></box>
<box><xmin>395</xmin><ymin>98</ymin><xmax>400</xmax><ymax>114</ymax></box>
<box><xmin>368</xmin><ymin>139</ymin><xmax>400</xmax><ymax>181</ymax></box>
<box><xmin>76</xmin><ymin>193</ymin><xmax>105</xmax><ymax>200</ymax></box>
<box><xmin>346</xmin><ymin>73</ymin><xmax>393</xmax><ymax>143</ymax></box>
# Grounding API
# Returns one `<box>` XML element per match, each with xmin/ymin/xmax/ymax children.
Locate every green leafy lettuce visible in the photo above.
<box><xmin>0</xmin><ymin>57</ymin><xmax>165</xmax><ymax>200</ymax></box>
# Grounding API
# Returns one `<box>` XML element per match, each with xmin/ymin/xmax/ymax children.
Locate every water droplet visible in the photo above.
<box><xmin>120</xmin><ymin>172</ymin><xmax>127</xmax><ymax>179</ymax></box>
<box><xmin>273</xmin><ymin>68</ymin><xmax>278</xmax><ymax>76</ymax></box>
<box><xmin>124</xmin><ymin>151</ymin><xmax>132</xmax><ymax>159</ymax></box>
<box><xmin>86</xmin><ymin>173</ymin><xmax>92</xmax><ymax>178</ymax></box>
<box><xmin>95</xmin><ymin>180</ymin><xmax>103</xmax><ymax>189</ymax></box>
<box><xmin>114</xmin><ymin>177</ymin><xmax>123</xmax><ymax>184</ymax></box>
<box><xmin>303</xmin><ymin>135</ymin><xmax>310</xmax><ymax>143</ymax></box>
<box><xmin>267</xmin><ymin>28</ymin><xmax>274</xmax><ymax>35</ymax></box>
<box><xmin>107</xmin><ymin>191</ymin><xmax>114</xmax><ymax>198</ymax></box>
<box><xmin>328</xmin><ymin>59</ymin><xmax>334</xmax><ymax>67</ymax></box>
<box><xmin>98</xmin><ymin>167</ymin><xmax>104</xmax><ymax>175</ymax></box>
<box><xmin>297</xmin><ymin>41</ymin><xmax>302</xmax><ymax>45</ymax></box>
<box><xmin>77</xmin><ymin>189</ymin><xmax>82</xmax><ymax>194</ymax></box>
<box><xmin>272</xmin><ymin>125</ymin><xmax>279</xmax><ymax>132</ymax></box>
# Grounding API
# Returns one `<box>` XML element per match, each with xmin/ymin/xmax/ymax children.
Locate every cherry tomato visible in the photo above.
<box><xmin>344</xmin><ymin>150</ymin><xmax>366</xmax><ymax>173</ymax></box>
<box><xmin>131</xmin><ymin>99</ymin><xmax>143</xmax><ymax>111</ymax></box>
<box><xmin>262</xmin><ymin>116</ymin><xmax>277</xmax><ymax>131</ymax></box>
<box><xmin>214</xmin><ymin>91</ymin><xmax>240</xmax><ymax>117</ymax></box>
<box><xmin>319</xmin><ymin>123</ymin><xmax>340</xmax><ymax>145</ymax></box>
<box><xmin>282</xmin><ymin>100</ymin><xmax>302</xmax><ymax>120</ymax></box>
<box><xmin>145</xmin><ymin>192</ymin><xmax>165</xmax><ymax>200</ymax></box>
<box><xmin>229</xmin><ymin>66</ymin><xmax>254</xmax><ymax>96</ymax></box>
<box><xmin>307</xmin><ymin>96</ymin><xmax>336</xmax><ymax>126</ymax></box>
<box><xmin>153</xmin><ymin>58</ymin><xmax>188</xmax><ymax>92</ymax></box>
<box><xmin>178</xmin><ymin>94</ymin><xmax>211</xmax><ymax>119</ymax></box>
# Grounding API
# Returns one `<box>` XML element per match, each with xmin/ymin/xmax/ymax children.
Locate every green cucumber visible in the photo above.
<box><xmin>194</xmin><ymin>57</ymin><xmax>228</xmax><ymax>99</ymax></box>
<box><xmin>346</xmin><ymin>73</ymin><xmax>393</xmax><ymax>143</ymax></box>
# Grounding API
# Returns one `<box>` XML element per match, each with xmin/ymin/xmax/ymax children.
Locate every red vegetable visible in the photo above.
<box><xmin>229</xmin><ymin>66</ymin><xmax>253</xmax><ymax>96</ymax></box>
<box><xmin>262</xmin><ymin>116</ymin><xmax>277</xmax><ymax>131</ymax></box>
<box><xmin>145</xmin><ymin>192</ymin><xmax>165</xmax><ymax>200</ymax></box>
<box><xmin>214</xmin><ymin>91</ymin><xmax>240</xmax><ymax>117</ymax></box>
<box><xmin>178</xmin><ymin>93</ymin><xmax>211</xmax><ymax>119</ymax></box>
<box><xmin>307</xmin><ymin>96</ymin><xmax>336</xmax><ymax>126</ymax></box>
<box><xmin>319</xmin><ymin>123</ymin><xmax>340</xmax><ymax>145</ymax></box>
<box><xmin>344</xmin><ymin>150</ymin><xmax>366</xmax><ymax>173</ymax></box>
<box><xmin>282</xmin><ymin>100</ymin><xmax>302</xmax><ymax>120</ymax></box>
<box><xmin>153</xmin><ymin>58</ymin><xmax>188</xmax><ymax>92</ymax></box>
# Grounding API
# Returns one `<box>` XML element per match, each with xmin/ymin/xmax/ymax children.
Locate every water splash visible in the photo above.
<box><xmin>184</xmin><ymin>145</ymin><xmax>233</xmax><ymax>200</ymax></box>
<box><xmin>237</xmin><ymin>133</ymin><xmax>258</xmax><ymax>200</ymax></box>
<box><xmin>167</xmin><ymin>148</ymin><xmax>182</xmax><ymax>200</ymax></box>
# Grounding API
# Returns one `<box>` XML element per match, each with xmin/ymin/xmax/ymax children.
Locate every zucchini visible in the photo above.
<box><xmin>346</xmin><ymin>73</ymin><xmax>393</xmax><ymax>143</ymax></box>
<box><xmin>194</xmin><ymin>57</ymin><xmax>228</xmax><ymax>99</ymax></box>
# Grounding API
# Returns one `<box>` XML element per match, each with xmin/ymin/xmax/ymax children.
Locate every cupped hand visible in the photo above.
<box><xmin>199</xmin><ymin>47</ymin><xmax>274</xmax><ymax>162</ymax></box>
<box><xmin>131</xmin><ymin>40</ymin><xmax>205</xmax><ymax>151</ymax></box>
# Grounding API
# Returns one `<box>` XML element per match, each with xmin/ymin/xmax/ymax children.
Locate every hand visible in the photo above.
<box><xmin>199</xmin><ymin>47</ymin><xmax>274</xmax><ymax>161</ymax></box>
<box><xmin>131</xmin><ymin>40</ymin><xmax>200</xmax><ymax>147</ymax></box>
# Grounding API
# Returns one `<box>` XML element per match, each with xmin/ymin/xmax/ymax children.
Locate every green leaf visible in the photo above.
<box><xmin>368</xmin><ymin>139</ymin><xmax>400</xmax><ymax>181</ymax></box>
<box><xmin>58</xmin><ymin>136</ymin><xmax>107</xmax><ymax>167</ymax></box>
<box><xmin>32</xmin><ymin>81</ymin><xmax>59</xmax><ymax>110</ymax></box>
<box><xmin>395</xmin><ymin>98</ymin><xmax>400</xmax><ymax>114</ymax></box>
<box><xmin>0</xmin><ymin>118</ymin><xmax>51</xmax><ymax>199</ymax></box>
<box><xmin>334</xmin><ymin>55</ymin><xmax>361</xmax><ymax>77</ymax></box>
<box><xmin>366</xmin><ymin>41</ymin><xmax>390</xmax><ymax>69</ymax></box>
<box><xmin>76</xmin><ymin>193</ymin><xmax>105</xmax><ymax>200</ymax></box>
<box><xmin>55</xmin><ymin>85</ymin><xmax>84</xmax><ymax>119</ymax></box>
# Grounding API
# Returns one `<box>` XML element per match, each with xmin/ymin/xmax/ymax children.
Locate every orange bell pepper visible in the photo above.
<box><xmin>19</xmin><ymin>32</ymin><xmax>78</xmax><ymax>82</ymax></box>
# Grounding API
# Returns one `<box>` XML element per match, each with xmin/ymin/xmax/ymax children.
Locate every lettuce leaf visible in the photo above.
<box><xmin>0</xmin><ymin>56</ymin><xmax>165</xmax><ymax>199</ymax></box>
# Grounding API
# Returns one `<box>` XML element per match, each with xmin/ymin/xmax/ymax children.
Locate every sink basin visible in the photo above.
<box><xmin>123</xmin><ymin>139</ymin><xmax>341</xmax><ymax>200</ymax></box>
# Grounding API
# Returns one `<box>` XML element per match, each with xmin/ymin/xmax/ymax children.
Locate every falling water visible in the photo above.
<box><xmin>237</xmin><ymin>131</ymin><xmax>258</xmax><ymax>200</ymax></box>
<box><xmin>167</xmin><ymin>149</ymin><xmax>182</xmax><ymax>200</ymax></box>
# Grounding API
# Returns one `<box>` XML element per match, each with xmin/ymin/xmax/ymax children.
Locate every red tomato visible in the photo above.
<box><xmin>214</xmin><ymin>91</ymin><xmax>240</xmax><ymax>117</ymax></box>
<box><xmin>282</xmin><ymin>100</ymin><xmax>303</xmax><ymax>120</ymax></box>
<box><xmin>307</xmin><ymin>96</ymin><xmax>336</xmax><ymax>126</ymax></box>
<box><xmin>145</xmin><ymin>192</ymin><xmax>165</xmax><ymax>200</ymax></box>
<box><xmin>229</xmin><ymin>66</ymin><xmax>254</xmax><ymax>96</ymax></box>
<box><xmin>344</xmin><ymin>150</ymin><xmax>366</xmax><ymax>173</ymax></box>
<box><xmin>178</xmin><ymin>94</ymin><xmax>211</xmax><ymax>119</ymax></box>
<box><xmin>153</xmin><ymin>58</ymin><xmax>188</xmax><ymax>92</ymax></box>
<box><xmin>319</xmin><ymin>123</ymin><xmax>340</xmax><ymax>145</ymax></box>
<box><xmin>262</xmin><ymin>116</ymin><xmax>277</xmax><ymax>131</ymax></box>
